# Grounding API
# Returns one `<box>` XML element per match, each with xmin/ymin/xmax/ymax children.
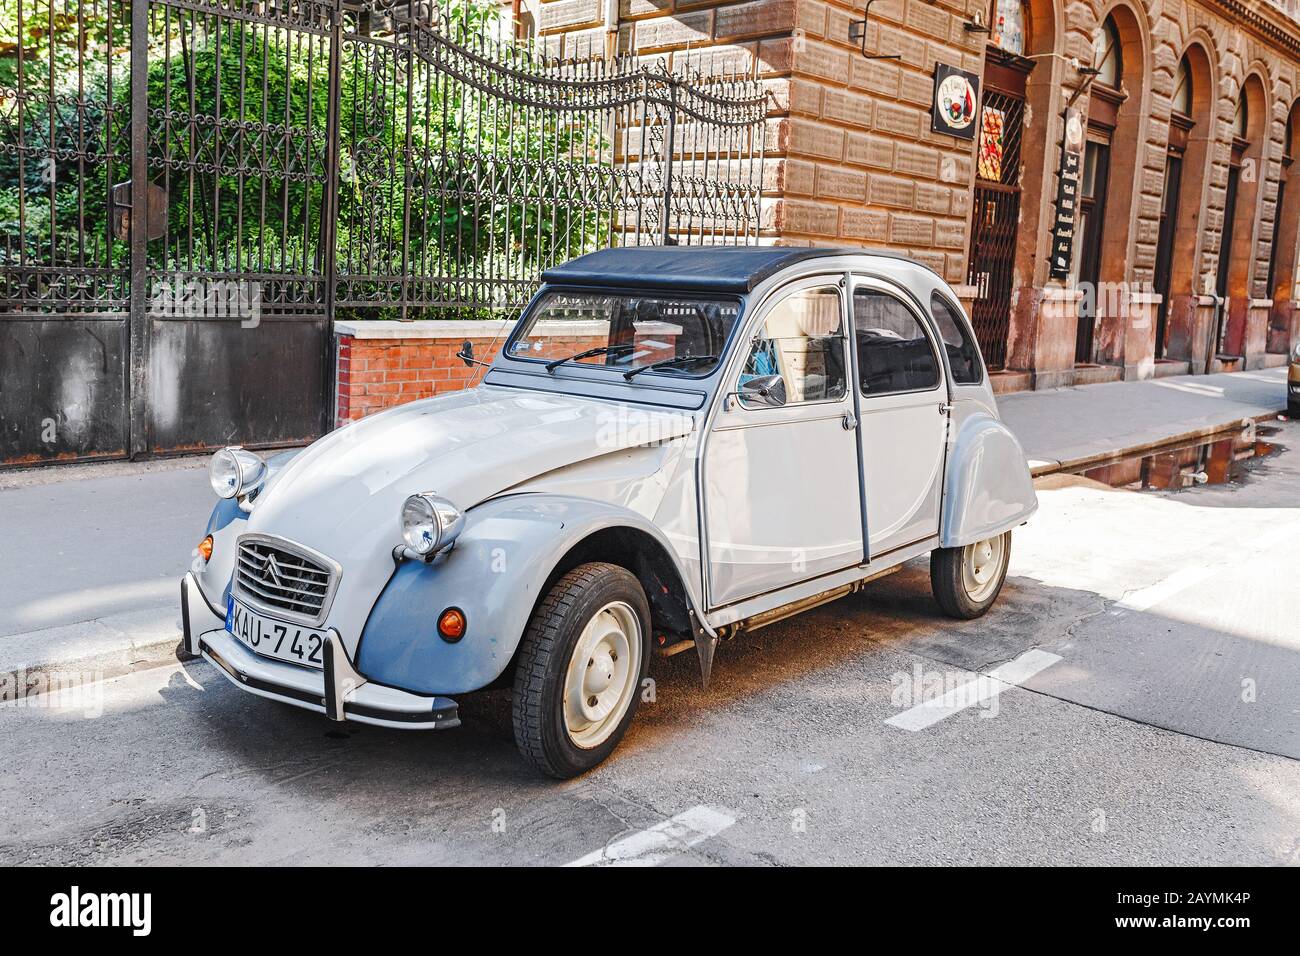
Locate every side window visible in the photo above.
<box><xmin>739</xmin><ymin>285</ymin><xmax>846</xmax><ymax>405</ymax></box>
<box><xmin>930</xmin><ymin>292</ymin><xmax>983</xmax><ymax>385</ymax></box>
<box><xmin>852</xmin><ymin>289</ymin><xmax>940</xmax><ymax>395</ymax></box>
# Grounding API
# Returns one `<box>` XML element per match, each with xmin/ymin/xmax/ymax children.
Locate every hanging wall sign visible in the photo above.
<box><xmin>1049</xmin><ymin>108</ymin><xmax>1086</xmax><ymax>280</ymax></box>
<box><xmin>931</xmin><ymin>63</ymin><xmax>980</xmax><ymax>140</ymax></box>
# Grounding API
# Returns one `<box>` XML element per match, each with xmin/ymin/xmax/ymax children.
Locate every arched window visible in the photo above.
<box><xmin>1093</xmin><ymin>17</ymin><xmax>1123</xmax><ymax>88</ymax></box>
<box><xmin>989</xmin><ymin>0</ymin><xmax>1028</xmax><ymax>56</ymax></box>
<box><xmin>1172</xmin><ymin>56</ymin><xmax>1192</xmax><ymax>116</ymax></box>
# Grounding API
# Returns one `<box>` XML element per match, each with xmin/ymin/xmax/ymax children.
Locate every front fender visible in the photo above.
<box><xmin>356</xmin><ymin>494</ymin><xmax>703</xmax><ymax>696</ymax></box>
<box><xmin>940</xmin><ymin>413</ymin><xmax>1037</xmax><ymax>548</ymax></box>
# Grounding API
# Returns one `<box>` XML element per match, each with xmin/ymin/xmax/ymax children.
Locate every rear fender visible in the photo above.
<box><xmin>940</xmin><ymin>413</ymin><xmax>1037</xmax><ymax>547</ymax></box>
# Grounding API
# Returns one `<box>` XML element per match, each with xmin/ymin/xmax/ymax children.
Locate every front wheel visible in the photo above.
<box><xmin>512</xmin><ymin>562</ymin><xmax>650</xmax><ymax>778</ymax></box>
<box><xmin>930</xmin><ymin>531</ymin><xmax>1012</xmax><ymax>619</ymax></box>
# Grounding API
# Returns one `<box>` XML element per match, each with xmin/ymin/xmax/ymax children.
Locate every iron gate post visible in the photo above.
<box><xmin>661</xmin><ymin>80</ymin><xmax>677</xmax><ymax>246</ymax></box>
<box><xmin>320</xmin><ymin>2</ymin><xmax>345</xmax><ymax>428</ymax></box>
<box><xmin>128</xmin><ymin>0</ymin><xmax>151</xmax><ymax>458</ymax></box>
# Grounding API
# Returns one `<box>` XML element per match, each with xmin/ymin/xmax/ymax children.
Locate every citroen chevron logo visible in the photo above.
<box><xmin>260</xmin><ymin>553</ymin><xmax>283</xmax><ymax>588</ymax></box>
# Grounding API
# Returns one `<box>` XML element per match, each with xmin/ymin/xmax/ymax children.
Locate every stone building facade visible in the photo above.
<box><xmin>515</xmin><ymin>0</ymin><xmax>1300</xmax><ymax>392</ymax></box>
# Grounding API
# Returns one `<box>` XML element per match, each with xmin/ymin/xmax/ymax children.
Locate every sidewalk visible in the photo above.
<box><xmin>996</xmin><ymin>366</ymin><xmax>1289</xmax><ymax>476</ymax></box>
<box><xmin>0</xmin><ymin>365</ymin><xmax>1290</xmax><ymax>692</ymax></box>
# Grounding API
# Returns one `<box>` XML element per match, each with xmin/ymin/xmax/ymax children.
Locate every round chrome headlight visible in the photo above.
<box><xmin>209</xmin><ymin>446</ymin><xmax>266</xmax><ymax>500</ymax></box>
<box><xmin>400</xmin><ymin>493</ymin><xmax>465</xmax><ymax>556</ymax></box>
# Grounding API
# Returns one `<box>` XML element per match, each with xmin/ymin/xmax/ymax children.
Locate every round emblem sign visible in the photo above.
<box><xmin>937</xmin><ymin>74</ymin><xmax>977</xmax><ymax>131</ymax></box>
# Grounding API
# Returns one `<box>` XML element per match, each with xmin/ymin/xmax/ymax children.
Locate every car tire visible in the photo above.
<box><xmin>512</xmin><ymin>562</ymin><xmax>651</xmax><ymax>779</ymax></box>
<box><xmin>930</xmin><ymin>531</ymin><xmax>1012</xmax><ymax>620</ymax></box>
<box><xmin>1289</xmin><ymin>399</ymin><xmax>1299</xmax><ymax>420</ymax></box>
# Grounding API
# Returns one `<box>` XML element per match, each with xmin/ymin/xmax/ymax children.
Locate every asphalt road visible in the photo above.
<box><xmin>0</xmin><ymin>458</ymin><xmax>212</xmax><ymax>637</ymax></box>
<box><xmin>2</xmin><ymin>424</ymin><xmax>1298</xmax><ymax>866</ymax></box>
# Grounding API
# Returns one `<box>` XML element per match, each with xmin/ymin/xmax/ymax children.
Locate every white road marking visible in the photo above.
<box><xmin>565</xmin><ymin>805</ymin><xmax>736</xmax><ymax>867</ymax></box>
<box><xmin>1151</xmin><ymin>380</ymin><xmax>1226</xmax><ymax>397</ymax></box>
<box><xmin>1115</xmin><ymin>522</ymin><xmax>1297</xmax><ymax>615</ymax></box>
<box><xmin>884</xmin><ymin>649</ymin><xmax>1063</xmax><ymax>732</ymax></box>
<box><xmin>1115</xmin><ymin>565</ymin><xmax>1217</xmax><ymax>613</ymax></box>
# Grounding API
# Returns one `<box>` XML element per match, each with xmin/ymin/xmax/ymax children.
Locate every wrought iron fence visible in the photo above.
<box><xmin>332</xmin><ymin>3</ymin><xmax>766</xmax><ymax>316</ymax></box>
<box><xmin>0</xmin><ymin>0</ymin><xmax>766</xmax><ymax>463</ymax></box>
<box><xmin>0</xmin><ymin>0</ymin><xmax>131</xmax><ymax>313</ymax></box>
<box><xmin>1</xmin><ymin>0</ymin><xmax>767</xmax><ymax>322</ymax></box>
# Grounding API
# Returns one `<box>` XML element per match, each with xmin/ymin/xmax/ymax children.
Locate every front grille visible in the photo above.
<box><xmin>234</xmin><ymin>536</ymin><xmax>338</xmax><ymax>624</ymax></box>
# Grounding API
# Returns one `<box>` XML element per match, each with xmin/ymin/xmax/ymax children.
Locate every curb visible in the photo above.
<box><xmin>1025</xmin><ymin>409</ymin><xmax>1286</xmax><ymax>478</ymax></box>
<box><xmin>1</xmin><ymin>607</ymin><xmax>197</xmax><ymax>704</ymax></box>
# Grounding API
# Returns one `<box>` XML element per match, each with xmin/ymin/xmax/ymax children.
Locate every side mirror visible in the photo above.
<box><xmin>456</xmin><ymin>340</ymin><xmax>490</xmax><ymax>369</ymax></box>
<box><xmin>735</xmin><ymin>374</ymin><xmax>787</xmax><ymax>408</ymax></box>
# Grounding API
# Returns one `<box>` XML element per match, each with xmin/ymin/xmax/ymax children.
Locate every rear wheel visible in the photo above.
<box><xmin>512</xmin><ymin>562</ymin><xmax>650</xmax><ymax>778</ymax></box>
<box><xmin>930</xmin><ymin>531</ymin><xmax>1011</xmax><ymax>619</ymax></box>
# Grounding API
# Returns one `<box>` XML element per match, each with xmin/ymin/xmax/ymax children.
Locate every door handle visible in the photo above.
<box><xmin>841</xmin><ymin>412</ymin><xmax>857</xmax><ymax>430</ymax></box>
<box><xmin>938</xmin><ymin>402</ymin><xmax>952</xmax><ymax>415</ymax></box>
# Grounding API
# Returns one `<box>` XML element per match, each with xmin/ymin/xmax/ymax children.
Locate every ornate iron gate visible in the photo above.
<box><xmin>0</xmin><ymin>0</ymin><xmax>765</xmax><ymax>466</ymax></box>
<box><xmin>966</xmin><ymin>86</ymin><xmax>1025</xmax><ymax>372</ymax></box>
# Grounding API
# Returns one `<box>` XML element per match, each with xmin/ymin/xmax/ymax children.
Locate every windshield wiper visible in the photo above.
<box><xmin>623</xmin><ymin>354</ymin><xmax>719</xmax><ymax>381</ymax></box>
<box><xmin>544</xmin><ymin>343</ymin><xmax>634</xmax><ymax>373</ymax></box>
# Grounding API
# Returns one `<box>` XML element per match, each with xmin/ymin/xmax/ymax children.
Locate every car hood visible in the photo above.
<box><xmin>246</xmin><ymin>385</ymin><xmax>695</xmax><ymax>561</ymax></box>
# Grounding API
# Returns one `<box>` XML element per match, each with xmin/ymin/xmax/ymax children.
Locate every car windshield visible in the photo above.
<box><xmin>506</xmin><ymin>290</ymin><xmax>741</xmax><ymax>378</ymax></box>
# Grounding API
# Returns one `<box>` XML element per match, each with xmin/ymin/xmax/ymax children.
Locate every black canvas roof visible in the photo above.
<box><xmin>539</xmin><ymin>246</ymin><xmax>918</xmax><ymax>293</ymax></box>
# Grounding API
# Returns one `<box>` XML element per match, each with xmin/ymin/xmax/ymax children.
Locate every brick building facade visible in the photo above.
<box><xmin>516</xmin><ymin>0</ymin><xmax>1300</xmax><ymax>392</ymax></box>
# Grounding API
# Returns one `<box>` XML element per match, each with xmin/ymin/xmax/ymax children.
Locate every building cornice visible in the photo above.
<box><xmin>1212</xmin><ymin>0</ymin><xmax>1300</xmax><ymax>63</ymax></box>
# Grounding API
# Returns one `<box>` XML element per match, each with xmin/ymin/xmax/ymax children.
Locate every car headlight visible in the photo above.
<box><xmin>400</xmin><ymin>493</ymin><xmax>465</xmax><ymax>556</ymax></box>
<box><xmin>209</xmin><ymin>446</ymin><xmax>267</xmax><ymax>500</ymax></box>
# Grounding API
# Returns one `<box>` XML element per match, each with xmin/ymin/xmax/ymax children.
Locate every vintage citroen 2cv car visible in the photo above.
<box><xmin>181</xmin><ymin>247</ymin><xmax>1037</xmax><ymax>777</ymax></box>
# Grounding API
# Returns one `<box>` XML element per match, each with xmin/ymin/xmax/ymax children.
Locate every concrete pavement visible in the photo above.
<box><xmin>2</xmin><ymin>421</ymin><xmax>1297</xmax><ymax>865</ymax></box>
<box><xmin>0</xmin><ymin>365</ymin><xmax>1291</xmax><ymax>691</ymax></box>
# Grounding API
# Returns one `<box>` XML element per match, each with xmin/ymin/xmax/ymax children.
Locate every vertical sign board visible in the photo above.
<box><xmin>1049</xmin><ymin>108</ymin><xmax>1086</xmax><ymax>280</ymax></box>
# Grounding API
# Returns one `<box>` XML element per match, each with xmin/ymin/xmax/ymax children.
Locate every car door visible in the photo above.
<box><xmin>702</xmin><ymin>277</ymin><xmax>864</xmax><ymax>608</ymax></box>
<box><xmin>851</xmin><ymin>277</ymin><xmax>950</xmax><ymax>558</ymax></box>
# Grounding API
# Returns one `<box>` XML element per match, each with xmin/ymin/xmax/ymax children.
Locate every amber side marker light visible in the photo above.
<box><xmin>197</xmin><ymin>535</ymin><xmax>214</xmax><ymax>563</ymax></box>
<box><xmin>438</xmin><ymin>607</ymin><xmax>467</xmax><ymax>643</ymax></box>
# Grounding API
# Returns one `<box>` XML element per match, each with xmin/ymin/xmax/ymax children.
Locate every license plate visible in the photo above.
<box><xmin>225</xmin><ymin>598</ymin><xmax>326</xmax><ymax>669</ymax></box>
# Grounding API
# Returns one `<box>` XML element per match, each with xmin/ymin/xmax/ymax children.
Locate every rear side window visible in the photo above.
<box><xmin>852</xmin><ymin>289</ymin><xmax>940</xmax><ymax>395</ymax></box>
<box><xmin>930</xmin><ymin>293</ymin><xmax>982</xmax><ymax>384</ymax></box>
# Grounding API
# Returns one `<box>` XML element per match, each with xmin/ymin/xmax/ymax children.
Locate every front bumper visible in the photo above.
<box><xmin>181</xmin><ymin>572</ymin><xmax>459</xmax><ymax>731</ymax></box>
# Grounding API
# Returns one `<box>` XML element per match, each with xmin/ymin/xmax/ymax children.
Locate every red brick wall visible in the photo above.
<box><xmin>334</xmin><ymin>328</ymin><xmax>617</xmax><ymax>423</ymax></box>
<box><xmin>336</xmin><ymin>334</ymin><xmax>507</xmax><ymax>423</ymax></box>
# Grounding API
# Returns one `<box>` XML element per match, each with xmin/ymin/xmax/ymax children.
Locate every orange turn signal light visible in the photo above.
<box><xmin>437</xmin><ymin>607</ymin><xmax>466</xmax><ymax>643</ymax></box>
<box><xmin>197</xmin><ymin>535</ymin><xmax>214</xmax><ymax>563</ymax></box>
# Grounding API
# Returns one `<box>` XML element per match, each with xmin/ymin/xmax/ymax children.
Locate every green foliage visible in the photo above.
<box><xmin>0</xmin><ymin>2</ymin><xmax>129</xmax><ymax>89</ymax></box>
<box><xmin>0</xmin><ymin>3</ymin><xmax>128</xmax><ymax>263</ymax></box>
<box><xmin>0</xmin><ymin>0</ymin><xmax>613</xmax><ymax>311</ymax></box>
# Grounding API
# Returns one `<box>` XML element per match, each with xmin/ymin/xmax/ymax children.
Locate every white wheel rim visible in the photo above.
<box><xmin>563</xmin><ymin>601</ymin><xmax>642</xmax><ymax>749</ymax></box>
<box><xmin>961</xmin><ymin>534</ymin><xmax>1005</xmax><ymax>603</ymax></box>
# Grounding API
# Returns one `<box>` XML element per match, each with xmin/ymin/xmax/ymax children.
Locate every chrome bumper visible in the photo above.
<box><xmin>181</xmin><ymin>572</ymin><xmax>459</xmax><ymax>731</ymax></box>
